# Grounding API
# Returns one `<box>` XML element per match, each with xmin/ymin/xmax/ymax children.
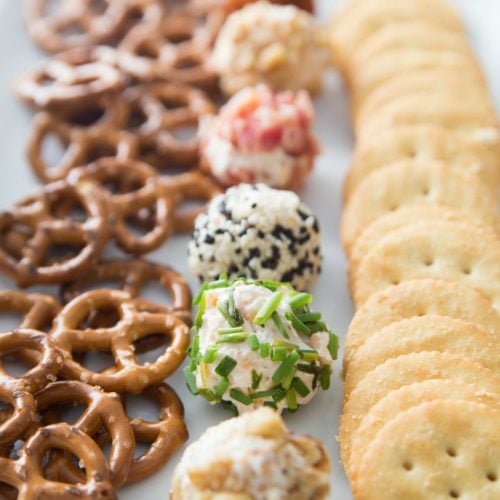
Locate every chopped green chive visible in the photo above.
<box><xmin>272</xmin><ymin>339</ymin><xmax>297</xmax><ymax>349</ymax></box>
<box><xmin>296</xmin><ymin>311</ymin><xmax>322</xmax><ymax>323</ymax></box>
<box><xmin>218</xmin><ymin>299</ymin><xmax>243</xmax><ymax>327</ymax></box>
<box><xmin>215</xmin><ymin>377</ymin><xmax>229</xmax><ymax>397</ymax></box>
<box><xmin>296</xmin><ymin>363</ymin><xmax>321</xmax><ymax>375</ymax></box>
<box><xmin>271</xmin><ymin>311</ymin><xmax>289</xmax><ymax>339</ymax></box>
<box><xmin>229</xmin><ymin>388</ymin><xmax>253</xmax><ymax>406</ymax></box>
<box><xmin>228</xmin><ymin>288</ymin><xmax>244</xmax><ymax>325</ymax></box>
<box><xmin>281</xmin><ymin>366</ymin><xmax>296</xmax><ymax>390</ymax></box>
<box><xmin>254</xmin><ymin>291</ymin><xmax>284</xmax><ymax>325</ymax></box>
<box><xmin>218</xmin><ymin>326</ymin><xmax>245</xmax><ymax>335</ymax></box>
<box><xmin>328</xmin><ymin>332</ymin><xmax>339</xmax><ymax>360</ymax></box>
<box><xmin>203</xmin><ymin>346</ymin><xmax>218</xmax><ymax>364</ymax></box>
<box><xmin>215</xmin><ymin>355</ymin><xmax>237</xmax><ymax>377</ymax></box>
<box><xmin>272</xmin><ymin>351</ymin><xmax>300</xmax><ymax>385</ymax></box>
<box><xmin>260</xmin><ymin>342</ymin><xmax>270</xmax><ymax>357</ymax></box>
<box><xmin>307</xmin><ymin>321</ymin><xmax>328</xmax><ymax>333</ymax></box>
<box><xmin>216</xmin><ymin>332</ymin><xmax>248</xmax><ymax>344</ymax></box>
<box><xmin>183</xmin><ymin>366</ymin><xmax>197</xmax><ymax>395</ymax></box>
<box><xmin>194</xmin><ymin>292</ymin><xmax>206</xmax><ymax>329</ymax></box>
<box><xmin>251</xmin><ymin>386</ymin><xmax>285</xmax><ymax>399</ymax></box>
<box><xmin>287</xmin><ymin>292</ymin><xmax>313</xmax><ymax>309</ymax></box>
<box><xmin>292</xmin><ymin>377</ymin><xmax>311</xmax><ymax>397</ymax></box>
<box><xmin>247</xmin><ymin>334</ymin><xmax>260</xmax><ymax>351</ymax></box>
<box><xmin>263</xmin><ymin>400</ymin><xmax>278</xmax><ymax>410</ymax></box>
<box><xmin>272</xmin><ymin>387</ymin><xmax>287</xmax><ymax>402</ymax></box>
<box><xmin>285</xmin><ymin>311</ymin><xmax>311</xmax><ymax>335</ymax></box>
<box><xmin>221</xmin><ymin>400</ymin><xmax>238</xmax><ymax>416</ymax></box>
<box><xmin>207</xmin><ymin>277</ymin><xmax>229</xmax><ymax>289</ymax></box>
<box><xmin>198</xmin><ymin>388</ymin><xmax>217</xmax><ymax>402</ymax></box>
<box><xmin>271</xmin><ymin>346</ymin><xmax>288</xmax><ymax>362</ymax></box>
<box><xmin>287</xmin><ymin>387</ymin><xmax>298</xmax><ymax>412</ymax></box>
<box><xmin>251</xmin><ymin>370</ymin><xmax>262</xmax><ymax>390</ymax></box>
<box><xmin>298</xmin><ymin>349</ymin><xmax>319</xmax><ymax>362</ymax></box>
<box><xmin>192</xmin><ymin>282</ymin><xmax>207</xmax><ymax>306</ymax></box>
<box><xmin>321</xmin><ymin>365</ymin><xmax>332</xmax><ymax>390</ymax></box>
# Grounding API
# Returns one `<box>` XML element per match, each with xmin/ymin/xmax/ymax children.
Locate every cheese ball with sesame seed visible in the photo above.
<box><xmin>187</xmin><ymin>184</ymin><xmax>322</xmax><ymax>291</ymax></box>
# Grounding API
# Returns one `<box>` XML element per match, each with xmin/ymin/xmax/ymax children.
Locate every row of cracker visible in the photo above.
<box><xmin>329</xmin><ymin>1</ymin><xmax>500</xmax><ymax>498</ymax></box>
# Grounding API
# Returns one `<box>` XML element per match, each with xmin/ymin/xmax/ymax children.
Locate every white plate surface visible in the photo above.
<box><xmin>0</xmin><ymin>0</ymin><xmax>499</xmax><ymax>498</ymax></box>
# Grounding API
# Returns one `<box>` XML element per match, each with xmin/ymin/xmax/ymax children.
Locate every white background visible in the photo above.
<box><xmin>0</xmin><ymin>1</ymin><xmax>498</xmax><ymax>498</ymax></box>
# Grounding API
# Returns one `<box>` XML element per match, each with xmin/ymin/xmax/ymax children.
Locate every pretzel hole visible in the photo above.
<box><xmin>1</xmin><ymin>351</ymin><xmax>38</xmax><ymax>378</ymax></box>
<box><xmin>124</xmin><ymin>106</ymin><xmax>150</xmax><ymax>131</ymax></box>
<box><xmin>89</xmin><ymin>0</ymin><xmax>108</xmax><ymax>14</ymax></box>
<box><xmin>0</xmin><ymin>482</ymin><xmax>18</xmax><ymax>498</ymax></box>
<box><xmin>66</xmin><ymin>106</ymin><xmax>107</xmax><ymax>128</ymax></box>
<box><xmin>140</xmin><ymin>281</ymin><xmax>174</xmax><ymax>307</ymax></box>
<box><xmin>49</xmin><ymin>198</ymin><xmax>87</xmax><ymax>222</ymax></box>
<box><xmin>42</xmin><ymin>0</ymin><xmax>63</xmax><ymax>16</ymax></box>
<box><xmin>174</xmin><ymin>57</ymin><xmax>201</xmax><ymax>70</ymax></box>
<box><xmin>159</xmin><ymin>97</ymin><xmax>188</xmax><ymax>111</ymax></box>
<box><xmin>42</xmin><ymin>449</ymin><xmax>83</xmax><ymax>480</ymax></box>
<box><xmin>171</xmin><ymin>124</ymin><xmax>198</xmax><ymax>142</ymax></box>
<box><xmin>0</xmin><ymin>310</ymin><xmax>25</xmax><ymax>331</ymax></box>
<box><xmin>41</xmin><ymin>132</ymin><xmax>69</xmax><ymax>170</ymax></box>
<box><xmin>134</xmin><ymin>335</ymin><xmax>171</xmax><ymax>366</ymax></box>
<box><xmin>0</xmin><ymin>224</ymin><xmax>33</xmax><ymax>259</ymax></box>
<box><xmin>81</xmin><ymin>143</ymin><xmax>118</xmax><ymax>163</ymax></box>
<box><xmin>44</xmin><ymin>402</ymin><xmax>88</xmax><ymax>426</ymax></box>
<box><xmin>136</xmin><ymin>41</ymin><xmax>160</xmax><ymax>59</ymax></box>
<box><xmin>76</xmin><ymin>304</ymin><xmax>122</xmax><ymax>330</ymax></box>
<box><xmin>60</xmin><ymin>23</ymin><xmax>86</xmax><ymax>38</ymax></box>
<box><xmin>163</xmin><ymin>31</ymin><xmax>192</xmax><ymax>45</ymax></box>
<box><xmin>124</xmin><ymin>393</ymin><xmax>161</xmax><ymax>422</ymax></box>
<box><xmin>45</xmin><ymin>242</ymin><xmax>86</xmax><ymax>266</ymax></box>
<box><xmin>74</xmin><ymin>350</ymin><xmax>116</xmax><ymax>373</ymax></box>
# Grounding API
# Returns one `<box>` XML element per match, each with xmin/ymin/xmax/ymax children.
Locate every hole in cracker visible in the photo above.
<box><xmin>449</xmin><ymin>489</ymin><xmax>460</xmax><ymax>498</ymax></box>
<box><xmin>402</xmin><ymin>461</ymin><xmax>413</xmax><ymax>471</ymax></box>
<box><xmin>486</xmin><ymin>472</ymin><xmax>497</xmax><ymax>482</ymax></box>
<box><xmin>446</xmin><ymin>447</ymin><xmax>457</xmax><ymax>457</ymax></box>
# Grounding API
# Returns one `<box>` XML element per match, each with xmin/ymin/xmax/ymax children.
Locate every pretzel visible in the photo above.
<box><xmin>118</xmin><ymin>5</ymin><xmax>224</xmax><ymax>88</ymax></box>
<box><xmin>60</xmin><ymin>258</ymin><xmax>192</xmax><ymax>325</ymax></box>
<box><xmin>27</xmin><ymin>113</ymin><xmax>138</xmax><ymax>183</ymax></box>
<box><xmin>15</xmin><ymin>46</ymin><xmax>124</xmax><ymax>114</ymax></box>
<box><xmin>0</xmin><ymin>423</ymin><xmax>116</xmax><ymax>499</ymax></box>
<box><xmin>36</xmin><ymin>381</ymin><xmax>135</xmax><ymax>487</ymax></box>
<box><xmin>69</xmin><ymin>158</ymin><xmax>175</xmax><ymax>254</ymax></box>
<box><xmin>25</xmin><ymin>0</ymin><xmax>160</xmax><ymax>53</ymax></box>
<box><xmin>51</xmin><ymin>290</ymin><xmax>189</xmax><ymax>394</ymax></box>
<box><xmin>0</xmin><ymin>179</ymin><xmax>109</xmax><ymax>287</ymax></box>
<box><xmin>222</xmin><ymin>0</ymin><xmax>314</xmax><ymax>13</ymax></box>
<box><xmin>163</xmin><ymin>171</ymin><xmax>223</xmax><ymax>233</ymax></box>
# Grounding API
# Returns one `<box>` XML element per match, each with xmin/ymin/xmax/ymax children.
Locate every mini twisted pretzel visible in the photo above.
<box><xmin>28</xmin><ymin>113</ymin><xmax>138</xmax><ymax>183</ymax></box>
<box><xmin>51</xmin><ymin>290</ymin><xmax>189</xmax><ymax>394</ymax></box>
<box><xmin>36</xmin><ymin>381</ymin><xmax>135</xmax><ymax>487</ymax></box>
<box><xmin>25</xmin><ymin>0</ymin><xmax>160</xmax><ymax>53</ymax></box>
<box><xmin>118</xmin><ymin>6</ymin><xmax>223</xmax><ymax>87</ymax></box>
<box><xmin>163</xmin><ymin>171</ymin><xmax>223</xmax><ymax>233</ymax></box>
<box><xmin>60</xmin><ymin>258</ymin><xmax>192</xmax><ymax>324</ymax></box>
<box><xmin>0</xmin><ymin>179</ymin><xmax>109</xmax><ymax>287</ymax></box>
<box><xmin>15</xmin><ymin>46</ymin><xmax>124</xmax><ymax>114</ymax></box>
<box><xmin>0</xmin><ymin>423</ymin><xmax>116</xmax><ymax>499</ymax></box>
<box><xmin>0</xmin><ymin>290</ymin><xmax>60</xmax><ymax>331</ymax></box>
<box><xmin>69</xmin><ymin>158</ymin><xmax>174</xmax><ymax>254</ymax></box>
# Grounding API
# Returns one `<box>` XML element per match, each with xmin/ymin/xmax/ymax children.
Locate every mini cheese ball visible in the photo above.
<box><xmin>188</xmin><ymin>184</ymin><xmax>322</xmax><ymax>291</ymax></box>
<box><xmin>199</xmin><ymin>85</ymin><xmax>319</xmax><ymax>189</ymax></box>
<box><xmin>171</xmin><ymin>408</ymin><xmax>331</xmax><ymax>499</ymax></box>
<box><xmin>211</xmin><ymin>1</ymin><xmax>331</xmax><ymax>96</ymax></box>
<box><xmin>184</xmin><ymin>278</ymin><xmax>338</xmax><ymax>415</ymax></box>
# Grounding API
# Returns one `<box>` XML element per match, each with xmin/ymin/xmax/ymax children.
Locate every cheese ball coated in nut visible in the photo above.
<box><xmin>211</xmin><ymin>2</ymin><xmax>331</xmax><ymax>95</ymax></box>
<box><xmin>171</xmin><ymin>407</ymin><xmax>332</xmax><ymax>499</ymax></box>
<box><xmin>187</xmin><ymin>184</ymin><xmax>322</xmax><ymax>291</ymax></box>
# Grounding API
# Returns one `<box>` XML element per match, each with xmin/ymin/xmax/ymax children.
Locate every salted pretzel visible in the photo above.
<box><xmin>163</xmin><ymin>171</ymin><xmax>223</xmax><ymax>233</ymax></box>
<box><xmin>118</xmin><ymin>3</ymin><xmax>224</xmax><ymax>88</ymax></box>
<box><xmin>0</xmin><ymin>423</ymin><xmax>116</xmax><ymax>499</ymax></box>
<box><xmin>222</xmin><ymin>0</ymin><xmax>314</xmax><ymax>13</ymax></box>
<box><xmin>51</xmin><ymin>289</ymin><xmax>189</xmax><ymax>394</ymax></box>
<box><xmin>69</xmin><ymin>158</ymin><xmax>175</xmax><ymax>254</ymax></box>
<box><xmin>60</xmin><ymin>258</ymin><xmax>192</xmax><ymax>324</ymax></box>
<box><xmin>15</xmin><ymin>45</ymin><xmax>124</xmax><ymax>115</ymax></box>
<box><xmin>36</xmin><ymin>381</ymin><xmax>135</xmax><ymax>487</ymax></box>
<box><xmin>0</xmin><ymin>179</ymin><xmax>109</xmax><ymax>287</ymax></box>
<box><xmin>28</xmin><ymin>113</ymin><xmax>138</xmax><ymax>183</ymax></box>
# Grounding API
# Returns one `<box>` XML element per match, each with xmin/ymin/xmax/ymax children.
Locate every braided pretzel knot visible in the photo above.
<box><xmin>0</xmin><ymin>423</ymin><xmax>116</xmax><ymax>499</ymax></box>
<box><xmin>27</xmin><ymin>112</ymin><xmax>138</xmax><ymax>183</ymax></box>
<box><xmin>163</xmin><ymin>171</ymin><xmax>223</xmax><ymax>233</ymax></box>
<box><xmin>51</xmin><ymin>290</ymin><xmax>189</xmax><ymax>394</ymax></box>
<box><xmin>15</xmin><ymin>46</ymin><xmax>124</xmax><ymax>114</ymax></box>
<box><xmin>60</xmin><ymin>258</ymin><xmax>192</xmax><ymax>324</ymax></box>
<box><xmin>36</xmin><ymin>381</ymin><xmax>135</xmax><ymax>487</ymax></box>
<box><xmin>0</xmin><ymin>329</ymin><xmax>64</xmax><ymax>445</ymax></box>
<box><xmin>69</xmin><ymin>158</ymin><xmax>175</xmax><ymax>254</ymax></box>
<box><xmin>0</xmin><ymin>179</ymin><xmax>109</xmax><ymax>286</ymax></box>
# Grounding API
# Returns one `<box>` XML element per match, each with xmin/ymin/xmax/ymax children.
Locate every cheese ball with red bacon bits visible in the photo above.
<box><xmin>199</xmin><ymin>85</ymin><xmax>319</xmax><ymax>189</ymax></box>
<box><xmin>187</xmin><ymin>183</ymin><xmax>322</xmax><ymax>291</ymax></box>
<box><xmin>211</xmin><ymin>1</ymin><xmax>330</xmax><ymax>95</ymax></box>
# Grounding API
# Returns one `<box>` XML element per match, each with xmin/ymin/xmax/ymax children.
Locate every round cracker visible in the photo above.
<box><xmin>355</xmin><ymin>67</ymin><xmax>492</xmax><ymax>126</ymax></box>
<box><xmin>348</xmin><ymin>379</ymin><xmax>500</xmax><ymax>478</ymax></box>
<box><xmin>330</xmin><ymin>0</ymin><xmax>465</xmax><ymax>69</ymax></box>
<box><xmin>339</xmin><ymin>351</ymin><xmax>500</xmax><ymax>470</ymax></box>
<box><xmin>345</xmin><ymin>125</ymin><xmax>500</xmax><ymax>201</ymax></box>
<box><xmin>344</xmin><ymin>278</ymin><xmax>500</xmax><ymax>368</ymax></box>
<box><xmin>341</xmin><ymin>160</ymin><xmax>498</xmax><ymax>252</ymax></box>
<box><xmin>348</xmin><ymin>205</ymin><xmax>499</xmax><ymax>280</ymax></box>
<box><xmin>353</xmin><ymin>220</ymin><xmax>500</xmax><ymax>308</ymax></box>
<box><xmin>352</xmin><ymin>400</ymin><xmax>500</xmax><ymax>500</ymax></box>
<box><xmin>344</xmin><ymin>315</ymin><xmax>500</xmax><ymax>396</ymax></box>
<box><xmin>356</xmin><ymin>93</ymin><xmax>498</xmax><ymax>139</ymax></box>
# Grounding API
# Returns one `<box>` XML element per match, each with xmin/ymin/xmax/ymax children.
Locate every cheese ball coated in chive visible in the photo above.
<box><xmin>171</xmin><ymin>407</ymin><xmax>331</xmax><ymax>499</ymax></box>
<box><xmin>187</xmin><ymin>183</ymin><xmax>322</xmax><ymax>291</ymax></box>
<box><xmin>184</xmin><ymin>278</ymin><xmax>338</xmax><ymax>415</ymax></box>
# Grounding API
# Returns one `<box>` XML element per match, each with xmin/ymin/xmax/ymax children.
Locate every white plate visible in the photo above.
<box><xmin>0</xmin><ymin>1</ymin><xmax>498</xmax><ymax>498</ymax></box>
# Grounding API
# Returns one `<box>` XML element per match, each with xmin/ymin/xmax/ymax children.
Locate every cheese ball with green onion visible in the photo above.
<box><xmin>184</xmin><ymin>278</ymin><xmax>338</xmax><ymax>415</ymax></box>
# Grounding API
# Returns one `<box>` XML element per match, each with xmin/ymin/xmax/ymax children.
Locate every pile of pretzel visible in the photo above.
<box><xmin>0</xmin><ymin>258</ymin><xmax>194</xmax><ymax>498</ymax></box>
